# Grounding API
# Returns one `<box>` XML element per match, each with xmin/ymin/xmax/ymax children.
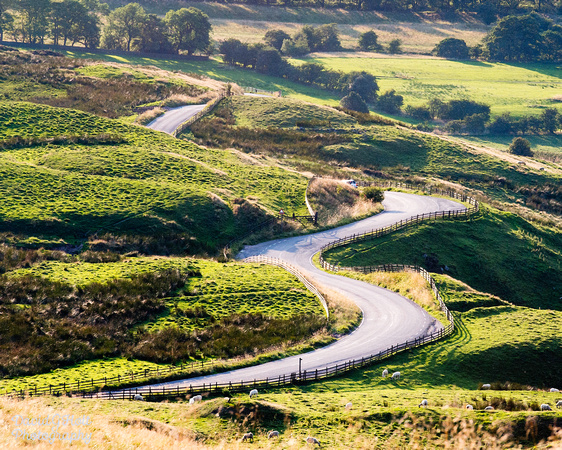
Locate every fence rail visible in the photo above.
<box><xmin>171</xmin><ymin>92</ymin><xmax>226</xmax><ymax>137</ymax></box>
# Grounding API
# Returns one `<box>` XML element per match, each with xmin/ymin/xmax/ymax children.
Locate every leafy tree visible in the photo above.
<box><xmin>102</xmin><ymin>3</ymin><xmax>146</xmax><ymax>51</ymax></box>
<box><xmin>508</xmin><ymin>137</ymin><xmax>533</xmax><ymax>156</ymax></box>
<box><xmin>358</xmin><ymin>30</ymin><xmax>382</xmax><ymax>51</ymax></box>
<box><xmin>281</xmin><ymin>37</ymin><xmax>309</xmax><ymax>56</ymax></box>
<box><xmin>340</xmin><ymin>92</ymin><xmax>369</xmax><ymax>114</ymax></box>
<box><xmin>540</xmin><ymin>108</ymin><xmax>560</xmax><ymax>134</ymax></box>
<box><xmin>387</xmin><ymin>38</ymin><xmax>402</xmax><ymax>54</ymax></box>
<box><xmin>164</xmin><ymin>7</ymin><xmax>210</xmax><ymax>55</ymax></box>
<box><xmin>377</xmin><ymin>89</ymin><xmax>403</xmax><ymax>114</ymax></box>
<box><xmin>463</xmin><ymin>113</ymin><xmax>488</xmax><ymax>134</ymax></box>
<box><xmin>362</xmin><ymin>187</ymin><xmax>384</xmax><ymax>203</ymax></box>
<box><xmin>441</xmin><ymin>100</ymin><xmax>490</xmax><ymax>121</ymax></box>
<box><xmin>294</xmin><ymin>23</ymin><xmax>341</xmax><ymax>52</ymax></box>
<box><xmin>405</xmin><ymin>105</ymin><xmax>432</xmax><ymax>121</ymax></box>
<box><xmin>0</xmin><ymin>0</ymin><xmax>14</xmax><ymax>42</ymax></box>
<box><xmin>433</xmin><ymin>38</ymin><xmax>469</xmax><ymax>59</ymax></box>
<box><xmin>264</xmin><ymin>29</ymin><xmax>290</xmax><ymax>51</ymax></box>
<box><xmin>137</xmin><ymin>14</ymin><xmax>173</xmax><ymax>54</ymax></box>
<box><xmin>346</xmin><ymin>73</ymin><xmax>378</xmax><ymax>103</ymax></box>
<box><xmin>541</xmin><ymin>26</ymin><xmax>562</xmax><ymax>62</ymax></box>
<box><xmin>51</xmin><ymin>0</ymin><xmax>87</xmax><ymax>46</ymax></box>
<box><xmin>219</xmin><ymin>38</ymin><xmax>246</xmax><ymax>66</ymax></box>
<box><xmin>255</xmin><ymin>47</ymin><xmax>285</xmax><ymax>75</ymax></box>
<box><xmin>15</xmin><ymin>0</ymin><xmax>51</xmax><ymax>44</ymax></box>
<box><xmin>488</xmin><ymin>114</ymin><xmax>514</xmax><ymax>134</ymax></box>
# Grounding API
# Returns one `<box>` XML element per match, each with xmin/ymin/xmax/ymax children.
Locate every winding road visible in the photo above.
<box><xmin>146</xmin><ymin>104</ymin><xmax>206</xmax><ymax>135</ymax></box>
<box><xmin>121</xmin><ymin>192</ymin><xmax>465</xmax><ymax>393</ymax></box>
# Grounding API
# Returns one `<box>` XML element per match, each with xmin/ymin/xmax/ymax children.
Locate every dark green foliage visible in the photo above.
<box><xmin>346</xmin><ymin>72</ymin><xmax>378</xmax><ymax>103</ymax></box>
<box><xmin>295</xmin><ymin>24</ymin><xmax>341</xmax><ymax>52</ymax></box>
<box><xmin>405</xmin><ymin>105</ymin><xmax>432</xmax><ymax>121</ymax></box>
<box><xmin>440</xmin><ymin>99</ymin><xmax>490</xmax><ymax>121</ymax></box>
<box><xmin>387</xmin><ymin>39</ymin><xmax>402</xmax><ymax>54</ymax></box>
<box><xmin>508</xmin><ymin>137</ymin><xmax>533</xmax><ymax>156</ymax></box>
<box><xmin>340</xmin><ymin>92</ymin><xmax>369</xmax><ymax>113</ymax></box>
<box><xmin>264</xmin><ymin>29</ymin><xmax>291</xmax><ymax>51</ymax></box>
<box><xmin>358</xmin><ymin>30</ymin><xmax>382</xmax><ymax>52</ymax></box>
<box><xmin>377</xmin><ymin>89</ymin><xmax>403</xmax><ymax>114</ymax></box>
<box><xmin>433</xmin><ymin>38</ymin><xmax>469</xmax><ymax>59</ymax></box>
<box><xmin>362</xmin><ymin>187</ymin><xmax>383</xmax><ymax>203</ymax></box>
<box><xmin>164</xmin><ymin>7</ymin><xmax>211</xmax><ymax>55</ymax></box>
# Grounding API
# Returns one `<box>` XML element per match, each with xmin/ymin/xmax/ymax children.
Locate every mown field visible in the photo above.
<box><xmin>295</xmin><ymin>55</ymin><xmax>562</xmax><ymax>118</ymax></box>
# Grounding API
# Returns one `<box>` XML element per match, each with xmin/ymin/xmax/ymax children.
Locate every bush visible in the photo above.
<box><xmin>281</xmin><ymin>37</ymin><xmax>310</xmax><ymax>57</ymax></box>
<box><xmin>388</xmin><ymin>39</ymin><xmax>402</xmax><ymax>54</ymax></box>
<box><xmin>340</xmin><ymin>92</ymin><xmax>369</xmax><ymax>114</ymax></box>
<box><xmin>358</xmin><ymin>31</ymin><xmax>382</xmax><ymax>52</ymax></box>
<box><xmin>433</xmin><ymin>38</ymin><xmax>469</xmax><ymax>59</ymax></box>
<box><xmin>405</xmin><ymin>105</ymin><xmax>432</xmax><ymax>121</ymax></box>
<box><xmin>377</xmin><ymin>89</ymin><xmax>403</xmax><ymax>114</ymax></box>
<box><xmin>362</xmin><ymin>187</ymin><xmax>384</xmax><ymax>203</ymax></box>
<box><xmin>508</xmin><ymin>137</ymin><xmax>533</xmax><ymax>156</ymax></box>
<box><xmin>346</xmin><ymin>73</ymin><xmax>378</xmax><ymax>103</ymax></box>
<box><xmin>264</xmin><ymin>29</ymin><xmax>291</xmax><ymax>51</ymax></box>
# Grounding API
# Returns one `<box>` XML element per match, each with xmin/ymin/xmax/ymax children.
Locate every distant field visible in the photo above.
<box><xmin>297</xmin><ymin>55</ymin><xmax>562</xmax><ymax>118</ymax></box>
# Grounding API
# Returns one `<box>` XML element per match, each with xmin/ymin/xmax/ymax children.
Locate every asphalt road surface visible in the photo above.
<box><xmin>146</xmin><ymin>104</ymin><xmax>206</xmax><ymax>135</ymax></box>
<box><xmin>121</xmin><ymin>192</ymin><xmax>465</xmax><ymax>392</ymax></box>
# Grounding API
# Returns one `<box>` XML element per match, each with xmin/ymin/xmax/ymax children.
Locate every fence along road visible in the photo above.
<box><xmin>91</xmin><ymin>191</ymin><xmax>466</xmax><ymax>398</ymax></box>
<box><xmin>146</xmin><ymin>104</ymin><xmax>206</xmax><ymax>135</ymax></box>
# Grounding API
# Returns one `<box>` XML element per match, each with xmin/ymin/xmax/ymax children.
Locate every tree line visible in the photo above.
<box><xmin>0</xmin><ymin>1</ymin><xmax>211</xmax><ymax>54</ymax></box>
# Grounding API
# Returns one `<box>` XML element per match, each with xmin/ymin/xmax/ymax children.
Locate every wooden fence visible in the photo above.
<box><xmin>171</xmin><ymin>92</ymin><xmax>226</xmax><ymax>137</ymax></box>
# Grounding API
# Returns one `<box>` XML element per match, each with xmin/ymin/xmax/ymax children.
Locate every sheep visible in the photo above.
<box><xmin>306</xmin><ymin>436</ymin><xmax>321</xmax><ymax>446</ymax></box>
<box><xmin>550</xmin><ymin>388</ymin><xmax>560</xmax><ymax>393</ymax></box>
<box><xmin>345</xmin><ymin>402</ymin><xmax>352</xmax><ymax>410</ymax></box>
<box><xmin>391</xmin><ymin>371</ymin><xmax>400</xmax><ymax>380</ymax></box>
<box><xmin>133</xmin><ymin>394</ymin><xmax>144</xmax><ymax>401</ymax></box>
<box><xmin>485</xmin><ymin>406</ymin><xmax>494</xmax><ymax>411</ymax></box>
<box><xmin>466</xmin><ymin>404</ymin><xmax>474</xmax><ymax>410</ymax></box>
<box><xmin>418</xmin><ymin>399</ymin><xmax>428</xmax><ymax>408</ymax></box>
<box><xmin>241</xmin><ymin>432</ymin><xmax>254</xmax><ymax>442</ymax></box>
<box><xmin>556</xmin><ymin>400</ymin><xmax>562</xmax><ymax>408</ymax></box>
<box><xmin>481</xmin><ymin>384</ymin><xmax>491</xmax><ymax>390</ymax></box>
<box><xmin>189</xmin><ymin>394</ymin><xmax>202</xmax><ymax>404</ymax></box>
<box><xmin>540</xmin><ymin>404</ymin><xmax>552</xmax><ymax>411</ymax></box>
<box><xmin>249</xmin><ymin>389</ymin><xmax>258</xmax><ymax>398</ymax></box>
<box><xmin>382</xmin><ymin>368</ymin><xmax>389</xmax><ymax>378</ymax></box>
<box><xmin>268</xmin><ymin>430</ymin><xmax>280</xmax><ymax>439</ymax></box>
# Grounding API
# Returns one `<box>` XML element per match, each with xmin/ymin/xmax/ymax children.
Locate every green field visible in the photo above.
<box><xmin>295</xmin><ymin>55</ymin><xmax>562</xmax><ymax>118</ymax></box>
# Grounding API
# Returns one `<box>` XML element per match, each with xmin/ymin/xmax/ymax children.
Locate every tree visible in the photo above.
<box><xmin>358</xmin><ymin>30</ymin><xmax>382</xmax><ymax>51</ymax></box>
<box><xmin>340</xmin><ymin>92</ymin><xmax>369</xmax><ymax>113</ymax></box>
<box><xmin>433</xmin><ymin>38</ymin><xmax>469</xmax><ymax>59</ymax></box>
<box><xmin>0</xmin><ymin>0</ymin><xmax>14</xmax><ymax>42</ymax></box>
<box><xmin>294</xmin><ymin>23</ymin><xmax>341</xmax><ymax>52</ymax></box>
<box><xmin>264</xmin><ymin>29</ymin><xmax>290</xmax><ymax>51</ymax></box>
<box><xmin>103</xmin><ymin>3</ymin><xmax>146</xmax><ymax>51</ymax></box>
<box><xmin>488</xmin><ymin>114</ymin><xmax>514</xmax><ymax>134</ymax></box>
<box><xmin>362</xmin><ymin>187</ymin><xmax>384</xmax><ymax>203</ymax></box>
<box><xmin>463</xmin><ymin>113</ymin><xmax>488</xmax><ymax>134</ymax></box>
<box><xmin>219</xmin><ymin>38</ymin><xmax>246</xmax><ymax>65</ymax></box>
<box><xmin>16</xmin><ymin>0</ymin><xmax>51</xmax><ymax>44</ymax></box>
<box><xmin>508</xmin><ymin>137</ymin><xmax>533</xmax><ymax>156</ymax></box>
<box><xmin>255</xmin><ymin>47</ymin><xmax>285</xmax><ymax>75</ymax></box>
<box><xmin>377</xmin><ymin>89</ymin><xmax>403</xmax><ymax>114</ymax></box>
<box><xmin>346</xmin><ymin>73</ymin><xmax>378</xmax><ymax>103</ymax></box>
<box><xmin>540</xmin><ymin>108</ymin><xmax>560</xmax><ymax>134</ymax></box>
<box><xmin>441</xmin><ymin>99</ymin><xmax>490</xmax><ymax>121</ymax></box>
<box><xmin>280</xmin><ymin>37</ymin><xmax>309</xmax><ymax>56</ymax></box>
<box><xmin>164</xmin><ymin>7</ymin><xmax>211</xmax><ymax>55</ymax></box>
<box><xmin>405</xmin><ymin>105</ymin><xmax>432</xmax><ymax>121</ymax></box>
<box><xmin>137</xmin><ymin>14</ymin><xmax>173</xmax><ymax>54</ymax></box>
<box><xmin>51</xmin><ymin>0</ymin><xmax>90</xmax><ymax>46</ymax></box>
<box><xmin>387</xmin><ymin>38</ymin><xmax>402</xmax><ymax>54</ymax></box>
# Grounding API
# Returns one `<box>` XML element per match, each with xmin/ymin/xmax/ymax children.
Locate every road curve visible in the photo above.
<box><xmin>129</xmin><ymin>192</ymin><xmax>465</xmax><ymax>391</ymax></box>
<box><xmin>146</xmin><ymin>104</ymin><xmax>206</xmax><ymax>135</ymax></box>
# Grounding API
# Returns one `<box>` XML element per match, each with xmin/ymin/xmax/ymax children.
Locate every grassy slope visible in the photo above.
<box><xmin>298</xmin><ymin>56</ymin><xmax>562</xmax><ymax>118</ymax></box>
<box><xmin>324</xmin><ymin>205</ymin><xmax>562</xmax><ymax>309</ymax></box>
<box><xmin>0</xmin><ymin>101</ymin><xmax>308</xmax><ymax>251</ymax></box>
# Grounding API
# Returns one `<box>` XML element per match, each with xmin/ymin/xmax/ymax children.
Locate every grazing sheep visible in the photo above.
<box><xmin>268</xmin><ymin>430</ymin><xmax>280</xmax><ymax>439</ymax></box>
<box><xmin>485</xmin><ymin>406</ymin><xmax>494</xmax><ymax>411</ymax></box>
<box><xmin>382</xmin><ymin>369</ymin><xmax>389</xmax><ymax>378</ymax></box>
<box><xmin>189</xmin><ymin>395</ymin><xmax>202</xmax><ymax>404</ymax></box>
<box><xmin>466</xmin><ymin>404</ymin><xmax>474</xmax><ymax>410</ymax></box>
<box><xmin>224</xmin><ymin>397</ymin><xmax>231</xmax><ymax>402</ymax></box>
<box><xmin>345</xmin><ymin>402</ymin><xmax>352</xmax><ymax>410</ymax></box>
<box><xmin>391</xmin><ymin>371</ymin><xmax>400</xmax><ymax>380</ymax></box>
<box><xmin>306</xmin><ymin>436</ymin><xmax>321</xmax><ymax>446</ymax></box>
<box><xmin>481</xmin><ymin>384</ymin><xmax>491</xmax><ymax>390</ymax></box>
<box><xmin>419</xmin><ymin>399</ymin><xmax>428</xmax><ymax>408</ymax></box>
<box><xmin>241</xmin><ymin>432</ymin><xmax>254</xmax><ymax>442</ymax></box>
<box><xmin>133</xmin><ymin>394</ymin><xmax>144</xmax><ymax>401</ymax></box>
<box><xmin>249</xmin><ymin>389</ymin><xmax>258</xmax><ymax>398</ymax></box>
<box><xmin>541</xmin><ymin>404</ymin><xmax>552</xmax><ymax>411</ymax></box>
<box><xmin>550</xmin><ymin>388</ymin><xmax>560</xmax><ymax>393</ymax></box>
<box><xmin>556</xmin><ymin>400</ymin><xmax>562</xmax><ymax>408</ymax></box>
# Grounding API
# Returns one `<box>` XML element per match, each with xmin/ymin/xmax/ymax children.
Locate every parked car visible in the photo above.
<box><xmin>343</xmin><ymin>179</ymin><xmax>357</xmax><ymax>188</ymax></box>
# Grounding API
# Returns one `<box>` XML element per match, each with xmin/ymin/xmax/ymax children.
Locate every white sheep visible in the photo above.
<box><xmin>133</xmin><ymin>394</ymin><xmax>144</xmax><ymax>401</ymax></box>
<box><xmin>556</xmin><ymin>400</ymin><xmax>562</xmax><ymax>408</ymax></box>
<box><xmin>382</xmin><ymin>368</ymin><xmax>389</xmax><ymax>378</ymax></box>
<box><xmin>466</xmin><ymin>404</ymin><xmax>474</xmax><ymax>410</ymax></box>
<box><xmin>550</xmin><ymin>388</ymin><xmax>560</xmax><ymax>393</ymax></box>
<box><xmin>481</xmin><ymin>384</ymin><xmax>491</xmax><ymax>390</ymax></box>
<box><xmin>391</xmin><ymin>371</ymin><xmax>400</xmax><ymax>380</ymax></box>
<box><xmin>268</xmin><ymin>430</ymin><xmax>280</xmax><ymax>439</ymax></box>
<box><xmin>189</xmin><ymin>394</ymin><xmax>202</xmax><ymax>404</ymax></box>
<box><xmin>306</xmin><ymin>436</ymin><xmax>321</xmax><ymax>446</ymax></box>
<box><xmin>249</xmin><ymin>389</ymin><xmax>258</xmax><ymax>398</ymax></box>
<box><xmin>541</xmin><ymin>404</ymin><xmax>552</xmax><ymax>411</ymax></box>
<box><xmin>484</xmin><ymin>406</ymin><xmax>494</xmax><ymax>411</ymax></box>
<box><xmin>345</xmin><ymin>402</ymin><xmax>352</xmax><ymax>410</ymax></box>
<box><xmin>419</xmin><ymin>399</ymin><xmax>428</xmax><ymax>408</ymax></box>
<box><xmin>241</xmin><ymin>432</ymin><xmax>254</xmax><ymax>442</ymax></box>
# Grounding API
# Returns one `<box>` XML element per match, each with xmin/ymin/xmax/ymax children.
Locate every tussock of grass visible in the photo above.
<box><xmin>135</xmin><ymin>107</ymin><xmax>165</xmax><ymax>125</ymax></box>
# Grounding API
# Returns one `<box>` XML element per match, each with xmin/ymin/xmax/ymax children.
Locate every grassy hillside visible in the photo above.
<box><xmin>323</xmin><ymin>205</ymin><xmax>562</xmax><ymax>310</ymax></box>
<box><xmin>0</xmin><ymin>101</ymin><xmax>309</xmax><ymax>254</ymax></box>
<box><xmin>297</xmin><ymin>55</ymin><xmax>562</xmax><ymax>118</ymax></box>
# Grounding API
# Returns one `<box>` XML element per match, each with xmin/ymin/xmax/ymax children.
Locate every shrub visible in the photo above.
<box><xmin>508</xmin><ymin>137</ymin><xmax>533</xmax><ymax>156</ymax></box>
<box><xmin>433</xmin><ymin>38</ymin><xmax>469</xmax><ymax>59</ymax></box>
<box><xmin>281</xmin><ymin>37</ymin><xmax>310</xmax><ymax>56</ymax></box>
<box><xmin>346</xmin><ymin>73</ymin><xmax>379</xmax><ymax>103</ymax></box>
<box><xmin>358</xmin><ymin>31</ymin><xmax>382</xmax><ymax>52</ymax></box>
<box><xmin>362</xmin><ymin>187</ymin><xmax>384</xmax><ymax>203</ymax></box>
<box><xmin>405</xmin><ymin>105</ymin><xmax>432</xmax><ymax>121</ymax></box>
<box><xmin>388</xmin><ymin>39</ymin><xmax>402</xmax><ymax>54</ymax></box>
<box><xmin>264</xmin><ymin>29</ymin><xmax>291</xmax><ymax>51</ymax></box>
<box><xmin>377</xmin><ymin>89</ymin><xmax>403</xmax><ymax>114</ymax></box>
<box><xmin>340</xmin><ymin>92</ymin><xmax>369</xmax><ymax>113</ymax></box>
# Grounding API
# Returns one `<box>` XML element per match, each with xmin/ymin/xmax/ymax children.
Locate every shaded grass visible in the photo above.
<box><xmin>323</xmin><ymin>205</ymin><xmax>562</xmax><ymax>310</ymax></box>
